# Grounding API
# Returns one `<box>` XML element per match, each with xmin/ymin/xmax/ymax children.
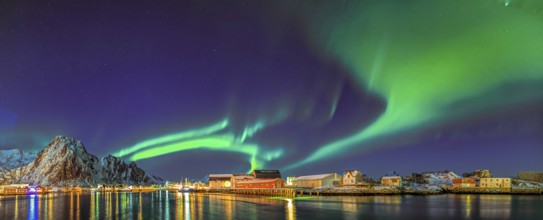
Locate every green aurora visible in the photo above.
<box><xmin>112</xmin><ymin>119</ymin><xmax>283</xmax><ymax>173</ymax></box>
<box><xmin>113</xmin><ymin>119</ymin><xmax>229</xmax><ymax>157</ymax></box>
<box><xmin>110</xmin><ymin>0</ymin><xmax>543</xmax><ymax>173</ymax></box>
<box><xmin>286</xmin><ymin>0</ymin><xmax>543</xmax><ymax>169</ymax></box>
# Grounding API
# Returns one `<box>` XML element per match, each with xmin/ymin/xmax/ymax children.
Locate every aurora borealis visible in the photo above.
<box><xmin>286</xmin><ymin>0</ymin><xmax>543</xmax><ymax>169</ymax></box>
<box><xmin>112</xmin><ymin>119</ymin><xmax>283</xmax><ymax>173</ymax></box>
<box><xmin>1</xmin><ymin>0</ymin><xmax>542</xmax><ymax>179</ymax></box>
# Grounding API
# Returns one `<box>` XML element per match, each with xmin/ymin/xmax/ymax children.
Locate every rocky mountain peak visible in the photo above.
<box><xmin>0</xmin><ymin>136</ymin><xmax>154</xmax><ymax>186</ymax></box>
<box><xmin>45</xmin><ymin>135</ymin><xmax>87</xmax><ymax>154</ymax></box>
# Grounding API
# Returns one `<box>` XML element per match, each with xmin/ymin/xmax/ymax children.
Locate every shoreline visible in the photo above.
<box><xmin>203</xmin><ymin>187</ymin><xmax>543</xmax><ymax>196</ymax></box>
<box><xmin>1</xmin><ymin>190</ymin><xmax>541</xmax><ymax>197</ymax></box>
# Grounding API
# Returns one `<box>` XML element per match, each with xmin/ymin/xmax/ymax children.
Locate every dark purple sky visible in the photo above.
<box><xmin>1</xmin><ymin>1</ymin><xmax>542</xmax><ymax>180</ymax></box>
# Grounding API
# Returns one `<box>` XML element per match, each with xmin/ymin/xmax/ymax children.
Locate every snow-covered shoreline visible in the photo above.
<box><xmin>291</xmin><ymin>185</ymin><xmax>542</xmax><ymax>195</ymax></box>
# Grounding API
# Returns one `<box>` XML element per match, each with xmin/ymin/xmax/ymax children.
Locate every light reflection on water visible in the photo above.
<box><xmin>285</xmin><ymin>198</ymin><xmax>295</xmax><ymax>220</ymax></box>
<box><xmin>0</xmin><ymin>192</ymin><xmax>541</xmax><ymax>219</ymax></box>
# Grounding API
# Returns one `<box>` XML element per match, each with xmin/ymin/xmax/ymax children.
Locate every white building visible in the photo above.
<box><xmin>292</xmin><ymin>173</ymin><xmax>341</xmax><ymax>188</ymax></box>
<box><xmin>342</xmin><ymin>170</ymin><xmax>366</xmax><ymax>186</ymax></box>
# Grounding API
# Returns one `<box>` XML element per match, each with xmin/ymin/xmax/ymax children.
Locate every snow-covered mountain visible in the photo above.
<box><xmin>0</xmin><ymin>136</ymin><xmax>154</xmax><ymax>186</ymax></box>
<box><xmin>0</xmin><ymin>149</ymin><xmax>36</xmax><ymax>172</ymax></box>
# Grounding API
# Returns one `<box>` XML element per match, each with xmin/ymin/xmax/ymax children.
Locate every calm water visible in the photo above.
<box><xmin>0</xmin><ymin>191</ymin><xmax>541</xmax><ymax>219</ymax></box>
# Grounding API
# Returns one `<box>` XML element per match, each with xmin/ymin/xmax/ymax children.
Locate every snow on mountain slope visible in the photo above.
<box><xmin>0</xmin><ymin>136</ymin><xmax>154</xmax><ymax>186</ymax></box>
<box><xmin>0</xmin><ymin>149</ymin><xmax>36</xmax><ymax>172</ymax></box>
<box><xmin>424</xmin><ymin>171</ymin><xmax>460</xmax><ymax>186</ymax></box>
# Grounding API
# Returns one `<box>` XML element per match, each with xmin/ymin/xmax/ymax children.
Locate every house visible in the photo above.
<box><xmin>235</xmin><ymin>178</ymin><xmax>284</xmax><ymax>189</ymax></box>
<box><xmin>209</xmin><ymin>174</ymin><xmax>234</xmax><ymax>189</ymax></box>
<box><xmin>0</xmin><ymin>184</ymin><xmax>30</xmax><ymax>195</ymax></box>
<box><xmin>479</xmin><ymin>178</ymin><xmax>511</xmax><ymax>188</ymax></box>
<box><xmin>381</xmin><ymin>176</ymin><xmax>402</xmax><ymax>187</ymax></box>
<box><xmin>2</xmin><ymin>186</ymin><xmax>27</xmax><ymax>194</ymax></box>
<box><xmin>231</xmin><ymin>174</ymin><xmax>254</xmax><ymax>188</ymax></box>
<box><xmin>342</xmin><ymin>170</ymin><xmax>364</xmax><ymax>186</ymax></box>
<box><xmin>252</xmin><ymin>170</ymin><xmax>282</xmax><ymax>179</ymax></box>
<box><xmin>452</xmin><ymin>178</ymin><xmax>476</xmax><ymax>188</ymax></box>
<box><xmin>292</xmin><ymin>173</ymin><xmax>341</xmax><ymax>188</ymax></box>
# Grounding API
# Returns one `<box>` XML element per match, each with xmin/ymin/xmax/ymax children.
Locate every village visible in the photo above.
<box><xmin>200</xmin><ymin>169</ymin><xmax>543</xmax><ymax>196</ymax></box>
<box><xmin>1</xmin><ymin>169</ymin><xmax>541</xmax><ymax>196</ymax></box>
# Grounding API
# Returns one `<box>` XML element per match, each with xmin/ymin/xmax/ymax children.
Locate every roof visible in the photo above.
<box><xmin>236</xmin><ymin>178</ymin><xmax>282</xmax><ymax>184</ymax></box>
<box><xmin>253</xmin><ymin>170</ymin><xmax>282</xmax><ymax>179</ymax></box>
<box><xmin>293</xmin><ymin>173</ymin><xmax>337</xmax><ymax>181</ymax></box>
<box><xmin>344</xmin><ymin>170</ymin><xmax>361</xmax><ymax>176</ymax></box>
<box><xmin>209</xmin><ymin>174</ymin><xmax>233</xmax><ymax>178</ymax></box>
<box><xmin>6</xmin><ymin>184</ymin><xmax>30</xmax><ymax>187</ymax></box>
<box><xmin>233</xmin><ymin>174</ymin><xmax>253</xmax><ymax>176</ymax></box>
<box><xmin>209</xmin><ymin>174</ymin><xmax>233</xmax><ymax>181</ymax></box>
<box><xmin>234</xmin><ymin>175</ymin><xmax>254</xmax><ymax>180</ymax></box>
<box><xmin>381</xmin><ymin>176</ymin><xmax>402</xmax><ymax>180</ymax></box>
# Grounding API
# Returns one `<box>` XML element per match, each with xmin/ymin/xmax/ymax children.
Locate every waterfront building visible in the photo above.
<box><xmin>381</xmin><ymin>176</ymin><xmax>403</xmax><ymax>187</ymax></box>
<box><xmin>252</xmin><ymin>170</ymin><xmax>282</xmax><ymax>179</ymax></box>
<box><xmin>342</xmin><ymin>170</ymin><xmax>364</xmax><ymax>186</ymax></box>
<box><xmin>209</xmin><ymin>174</ymin><xmax>234</xmax><ymax>189</ymax></box>
<box><xmin>292</xmin><ymin>173</ymin><xmax>341</xmax><ymax>188</ymax></box>
<box><xmin>0</xmin><ymin>184</ymin><xmax>30</xmax><ymax>194</ymax></box>
<box><xmin>231</xmin><ymin>174</ymin><xmax>254</xmax><ymax>188</ymax></box>
<box><xmin>235</xmin><ymin>178</ymin><xmax>284</xmax><ymax>189</ymax></box>
<box><xmin>479</xmin><ymin>178</ymin><xmax>511</xmax><ymax>188</ymax></box>
<box><xmin>231</xmin><ymin>169</ymin><xmax>284</xmax><ymax>189</ymax></box>
<box><xmin>452</xmin><ymin>178</ymin><xmax>476</xmax><ymax>188</ymax></box>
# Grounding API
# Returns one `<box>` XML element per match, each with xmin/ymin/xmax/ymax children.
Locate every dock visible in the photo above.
<box><xmin>206</xmin><ymin>188</ymin><xmax>298</xmax><ymax>198</ymax></box>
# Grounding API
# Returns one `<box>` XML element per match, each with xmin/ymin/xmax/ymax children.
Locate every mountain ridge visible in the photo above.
<box><xmin>0</xmin><ymin>135</ymin><xmax>156</xmax><ymax>186</ymax></box>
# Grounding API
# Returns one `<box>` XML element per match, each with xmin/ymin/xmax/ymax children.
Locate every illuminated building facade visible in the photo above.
<box><xmin>230</xmin><ymin>174</ymin><xmax>254</xmax><ymax>189</ymax></box>
<box><xmin>209</xmin><ymin>174</ymin><xmax>233</xmax><ymax>189</ymax></box>
<box><xmin>381</xmin><ymin>176</ymin><xmax>403</xmax><ymax>187</ymax></box>
<box><xmin>479</xmin><ymin>178</ymin><xmax>511</xmax><ymax>188</ymax></box>
<box><xmin>292</xmin><ymin>173</ymin><xmax>340</xmax><ymax>188</ymax></box>
<box><xmin>452</xmin><ymin>178</ymin><xmax>476</xmax><ymax>188</ymax></box>
<box><xmin>235</xmin><ymin>178</ymin><xmax>284</xmax><ymax>189</ymax></box>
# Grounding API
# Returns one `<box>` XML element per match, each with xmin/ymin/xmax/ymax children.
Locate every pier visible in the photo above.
<box><xmin>206</xmin><ymin>188</ymin><xmax>298</xmax><ymax>198</ymax></box>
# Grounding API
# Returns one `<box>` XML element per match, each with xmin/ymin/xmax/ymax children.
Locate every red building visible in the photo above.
<box><xmin>235</xmin><ymin>178</ymin><xmax>284</xmax><ymax>189</ymax></box>
<box><xmin>452</xmin><ymin>178</ymin><xmax>476</xmax><ymax>188</ymax></box>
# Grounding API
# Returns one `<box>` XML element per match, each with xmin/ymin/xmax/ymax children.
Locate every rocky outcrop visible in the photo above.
<box><xmin>462</xmin><ymin>170</ymin><xmax>493</xmax><ymax>179</ymax></box>
<box><xmin>0</xmin><ymin>136</ymin><xmax>154</xmax><ymax>186</ymax></box>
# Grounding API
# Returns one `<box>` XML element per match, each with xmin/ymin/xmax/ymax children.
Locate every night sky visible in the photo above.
<box><xmin>1</xmin><ymin>0</ymin><xmax>542</xmax><ymax>180</ymax></box>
